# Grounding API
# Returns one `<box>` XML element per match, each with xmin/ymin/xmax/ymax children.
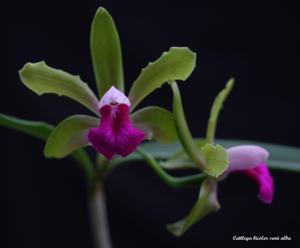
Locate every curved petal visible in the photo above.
<box><xmin>131</xmin><ymin>106</ymin><xmax>178</xmax><ymax>144</ymax></box>
<box><xmin>240</xmin><ymin>162</ymin><xmax>274</xmax><ymax>204</ymax></box>
<box><xmin>19</xmin><ymin>62</ymin><xmax>99</xmax><ymax>115</ymax></box>
<box><xmin>227</xmin><ymin>145</ymin><xmax>269</xmax><ymax>172</ymax></box>
<box><xmin>44</xmin><ymin>115</ymin><xmax>99</xmax><ymax>158</ymax></box>
<box><xmin>129</xmin><ymin>47</ymin><xmax>196</xmax><ymax>110</ymax></box>
<box><xmin>206</xmin><ymin>78</ymin><xmax>234</xmax><ymax>144</ymax></box>
<box><xmin>88</xmin><ymin>104</ymin><xmax>145</xmax><ymax>160</ymax></box>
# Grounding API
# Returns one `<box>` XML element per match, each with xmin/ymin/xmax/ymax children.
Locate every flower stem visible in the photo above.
<box><xmin>137</xmin><ymin>148</ymin><xmax>206</xmax><ymax>188</ymax></box>
<box><xmin>89</xmin><ymin>181</ymin><xmax>112</xmax><ymax>248</ymax></box>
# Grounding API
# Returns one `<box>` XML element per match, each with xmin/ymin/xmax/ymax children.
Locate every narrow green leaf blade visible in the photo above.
<box><xmin>0</xmin><ymin>113</ymin><xmax>53</xmax><ymax>140</ymax></box>
<box><xmin>206</xmin><ymin>78</ymin><xmax>234</xmax><ymax>144</ymax></box>
<box><xmin>129</xmin><ymin>47</ymin><xmax>196</xmax><ymax>110</ymax></box>
<box><xmin>90</xmin><ymin>7</ymin><xmax>124</xmax><ymax>97</ymax></box>
<box><xmin>131</xmin><ymin>106</ymin><xmax>177</xmax><ymax>144</ymax></box>
<box><xmin>45</xmin><ymin>115</ymin><xmax>99</xmax><ymax>158</ymax></box>
<box><xmin>19</xmin><ymin>61</ymin><xmax>99</xmax><ymax>115</ymax></box>
<box><xmin>167</xmin><ymin>178</ymin><xmax>220</xmax><ymax>237</ymax></box>
<box><xmin>0</xmin><ymin>113</ymin><xmax>95</xmax><ymax>186</ymax></box>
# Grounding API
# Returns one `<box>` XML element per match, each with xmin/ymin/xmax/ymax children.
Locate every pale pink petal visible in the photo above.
<box><xmin>99</xmin><ymin>86</ymin><xmax>130</xmax><ymax>109</ymax></box>
<box><xmin>227</xmin><ymin>145</ymin><xmax>269</xmax><ymax>172</ymax></box>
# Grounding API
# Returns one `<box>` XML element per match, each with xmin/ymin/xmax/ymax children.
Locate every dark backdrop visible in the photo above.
<box><xmin>1</xmin><ymin>1</ymin><xmax>299</xmax><ymax>248</ymax></box>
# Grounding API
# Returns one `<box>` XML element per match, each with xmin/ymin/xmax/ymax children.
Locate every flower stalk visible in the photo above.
<box><xmin>89</xmin><ymin>181</ymin><xmax>112</xmax><ymax>248</ymax></box>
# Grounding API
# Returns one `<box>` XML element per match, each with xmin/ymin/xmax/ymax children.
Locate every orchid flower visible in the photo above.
<box><xmin>162</xmin><ymin>79</ymin><xmax>274</xmax><ymax>236</ymax></box>
<box><xmin>18</xmin><ymin>7</ymin><xmax>196</xmax><ymax>161</ymax></box>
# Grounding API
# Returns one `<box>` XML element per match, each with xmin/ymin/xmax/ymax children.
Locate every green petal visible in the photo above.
<box><xmin>90</xmin><ymin>7</ymin><xmax>124</xmax><ymax>97</ymax></box>
<box><xmin>44</xmin><ymin>115</ymin><xmax>99</xmax><ymax>158</ymax></box>
<box><xmin>131</xmin><ymin>106</ymin><xmax>177</xmax><ymax>144</ymax></box>
<box><xmin>201</xmin><ymin>144</ymin><xmax>229</xmax><ymax>177</ymax></box>
<box><xmin>206</xmin><ymin>78</ymin><xmax>234</xmax><ymax>144</ymax></box>
<box><xmin>19</xmin><ymin>62</ymin><xmax>99</xmax><ymax>115</ymax></box>
<box><xmin>170</xmin><ymin>82</ymin><xmax>206</xmax><ymax>169</ymax></box>
<box><xmin>129</xmin><ymin>47</ymin><xmax>196</xmax><ymax>110</ymax></box>
<box><xmin>167</xmin><ymin>178</ymin><xmax>220</xmax><ymax>237</ymax></box>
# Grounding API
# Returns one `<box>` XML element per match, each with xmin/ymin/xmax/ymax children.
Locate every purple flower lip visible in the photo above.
<box><xmin>87</xmin><ymin>87</ymin><xmax>145</xmax><ymax>160</ymax></box>
<box><xmin>227</xmin><ymin>145</ymin><xmax>274</xmax><ymax>204</ymax></box>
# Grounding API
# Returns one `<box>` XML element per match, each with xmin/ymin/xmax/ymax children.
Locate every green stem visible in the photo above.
<box><xmin>89</xmin><ymin>181</ymin><xmax>112</xmax><ymax>248</ymax></box>
<box><xmin>136</xmin><ymin>148</ymin><xmax>206</xmax><ymax>188</ymax></box>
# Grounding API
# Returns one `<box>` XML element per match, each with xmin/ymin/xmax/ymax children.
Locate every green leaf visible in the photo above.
<box><xmin>0</xmin><ymin>113</ymin><xmax>95</xmax><ymax>187</ymax></box>
<box><xmin>170</xmin><ymin>82</ymin><xmax>207</xmax><ymax>171</ymax></box>
<box><xmin>167</xmin><ymin>178</ymin><xmax>220</xmax><ymax>237</ymax></box>
<box><xmin>129</xmin><ymin>47</ymin><xmax>196</xmax><ymax>110</ymax></box>
<box><xmin>131</xmin><ymin>106</ymin><xmax>177</xmax><ymax>144</ymax></box>
<box><xmin>0</xmin><ymin>113</ymin><xmax>53</xmax><ymax>140</ymax></box>
<box><xmin>19</xmin><ymin>61</ymin><xmax>99</xmax><ymax>115</ymax></box>
<box><xmin>110</xmin><ymin>139</ymin><xmax>300</xmax><ymax>173</ymax></box>
<box><xmin>206</xmin><ymin>78</ymin><xmax>234</xmax><ymax>144</ymax></box>
<box><xmin>45</xmin><ymin>115</ymin><xmax>99</xmax><ymax>158</ymax></box>
<box><xmin>201</xmin><ymin>144</ymin><xmax>228</xmax><ymax>177</ymax></box>
<box><xmin>90</xmin><ymin>7</ymin><xmax>124</xmax><ymax>97</ymax></box>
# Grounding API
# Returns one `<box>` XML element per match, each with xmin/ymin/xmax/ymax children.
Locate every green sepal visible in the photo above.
<box><xmin>131</xmin><ymin>106</ymin><xmax>177</xmax><ymax>144</ymax></box>
<box><xmin>90</xmin><ymin>7</ymin><xmax>124</xmax><ymax>97</ymax></box>
<box><xmin>206</xmin><ymin>78</ymin><xmax>234</xmax><ymax>144</ymax></box>
<box><xmin>44</xmin><ymin>115</ymin><xmax>99</xmax><ymax>158</ymax></box>
<box><xmin>167</xmin><ymin>178</ymin><xmax>220</xmax><ymax>237</ymax></box>
<box><xmin>19</xmin><ymin>61</ymin><xmax>99</xmax><ymax>115</ymax></box>
<box><xmin>129</xmin><ymin>47</ymin><xmax>196</xmax><ymax>110</ymax></box>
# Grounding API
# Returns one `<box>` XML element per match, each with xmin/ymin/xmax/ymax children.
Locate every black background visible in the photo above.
<box><xmin>1</xmin><ymin>0</ymin><xmax>300</xmax><ymax>248</ymax></box>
